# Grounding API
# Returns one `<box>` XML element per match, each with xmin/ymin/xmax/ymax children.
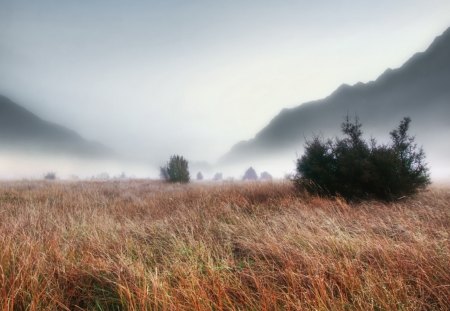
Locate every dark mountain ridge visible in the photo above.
<box><xmin>222</xmin><ymin>27</ymin><xmax>450</xmax><ymax>164</ymax></box>
<box><xmin>0</xmin><ymin>95</ymin><xmax>112</xmax><ymax>157</ymax></box>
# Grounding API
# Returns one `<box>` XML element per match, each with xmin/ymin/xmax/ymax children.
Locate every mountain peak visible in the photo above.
<box><xmin>221</xmin><ymin>26</ymin><xmax>450</xmax><ymax>165</ymax></box>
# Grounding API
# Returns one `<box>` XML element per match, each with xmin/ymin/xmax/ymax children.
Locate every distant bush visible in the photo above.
<box><xmin>243</xmin><ymin>167</ymin><xmax>258</xmax><ymax>181</ymax></box>
<box><xmin>196</xmin><ymin>172</ymin><xmax>203</xmax><ymax>181</ymax></box>
<box><xmin>160</xmin><ymin>155</ymin><xmax>190</xmax><ymax>183</ymax></box>
<box><xmin>294</xmin><ymin>116</ymin><xmax>430</xmax><ymax>201</ymax></box>
<box><xmin>213</xmin><ymin>173</ymin><xmax>223</xmax><ymax>181</ymax></box>
<box><xmin>44</xmin><ymin>172</ymin><xmax>56</xmax><ymax>180</ymax></box>
<box><xmin>260</xmin><ymin>171</ymin><xmax>273</xmax><ymax>181</ymax></box>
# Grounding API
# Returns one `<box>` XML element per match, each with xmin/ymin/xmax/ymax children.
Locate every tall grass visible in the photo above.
<box><xmin>0</xmin><ymin>180</ymin><xmax>449</xmax><ymax>310</ymax></box>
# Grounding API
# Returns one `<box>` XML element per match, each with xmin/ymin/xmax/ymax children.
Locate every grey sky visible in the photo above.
<box><xmin>1</xmin><ymin>0</ymin><xmax>449</xmax><ymax>163</ymax></box>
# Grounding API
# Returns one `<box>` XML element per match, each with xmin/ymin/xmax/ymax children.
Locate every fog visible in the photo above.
<box><xmin>1</xmin><ymin>0</ymin><xmax>449</xmax><ymax>180</ymax></box>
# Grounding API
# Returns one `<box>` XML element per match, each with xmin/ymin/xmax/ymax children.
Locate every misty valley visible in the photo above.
<box><xmin>0</xmin><ymin>2</ymin><xmax>449</xmax><ymax>310</ymax></box>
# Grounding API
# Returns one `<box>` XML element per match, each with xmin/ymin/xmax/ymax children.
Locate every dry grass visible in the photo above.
<box><xmin>0</xmin><ymin>180</ymin><xmax>449</xmax><ymax>310</ymax></box>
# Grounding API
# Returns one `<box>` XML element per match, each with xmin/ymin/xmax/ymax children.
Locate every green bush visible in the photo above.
<box><xmin>160</xmin><ymin>155</ymin><xmax>190</xmax><ymax>183</ymax></box>
<box><xmin>294</xmin><ymin>116</ymin><xmax>430</xmax><ymax>201</ymax></box>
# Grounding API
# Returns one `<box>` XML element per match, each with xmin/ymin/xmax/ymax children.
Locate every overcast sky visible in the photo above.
<box><xmin>1</xmin><ymin>0</ymin><xmax>449</xmax><ymax>163</ymax></box>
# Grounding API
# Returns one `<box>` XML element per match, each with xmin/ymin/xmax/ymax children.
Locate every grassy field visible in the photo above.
<box><xmin>0</xmin><ymin>180</ymin><xmax>449</xmax><ymax>310</ymax></box>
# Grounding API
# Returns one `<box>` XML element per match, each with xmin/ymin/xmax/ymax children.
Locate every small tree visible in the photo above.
<box><xmin>196</xmin><ymin>172</ymin><xmax>204</xmax><ymax>181</ymax></box>
<box><xmin>213</xmin><ymin>172</ymin><xmax>223</xmax><ymax>181</ymax></box>
<box><xmin>161</xmin><ymin>155</ymin><xmax>190</xmax><ymax>183</ymax></box>
<box><xmin>260</xmin><ymin>171</ymin><xmax>273</xmax><ymax>181</ymax></box>
<box><xmin>243</xmin><ymin>167</ymin><xmax>258</xmax><ymax>181</ymax></box>
<box><xmin>377</xmin><ymin>117</ymin><xmax>429</xmax><ymax>197</ymax></box>
<box><xmin>294</xmin><ymin>116</ymin><xmax>430</xmax><ymax>201</ymax></box>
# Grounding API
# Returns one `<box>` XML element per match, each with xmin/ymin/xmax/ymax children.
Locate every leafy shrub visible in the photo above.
<box><xmin>160</xmin><ymin>155</ymin><xmax>190</xmax><ymax>183</ymax></box>
<box><xmin>294</xmin><ymin>116</ymin><xmax>430</xmax><ymax>201</ymax></box>
<box><xmin>243</xmin><ymin>167</ymin><xmax>258</xmax><ymax>181</ymax></box>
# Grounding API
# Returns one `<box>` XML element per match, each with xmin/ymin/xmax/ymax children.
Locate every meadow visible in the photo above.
<box><xmin>0</xmin><ymin>180</ymin><xmax>449</xmax><ymax>310</ymax></box>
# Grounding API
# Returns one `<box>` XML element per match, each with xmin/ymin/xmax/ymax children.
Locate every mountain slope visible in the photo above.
<box><xmin>0</xmin><ymin>95</ymin><xmax>112</xmax><ymax>157</ymax></box>
<box><xmin>221</xmin><ymin>27</ymin><xmax>450</xmax><ymax>164</ymax></box>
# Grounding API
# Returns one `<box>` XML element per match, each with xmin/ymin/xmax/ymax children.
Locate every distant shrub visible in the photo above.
<box><xmin>213</xmin><ymin>173</ymin><xmax>223</xmax><ymax>181</ymax></box>
<box><xmin>44</xmin><ymin>172</ymin><xmax>56</xmax><ymax>180</ymax></box>
<box><xmin>160</xmin><ymin>155</ymin><xmax>190</xmax><ymax>183</ymax></box>
<box><xmin>294</xmin><ymin>116</ymin><xmax>430</xmax><ymax>201</ymax></box>
<box><xmin>243</xmin><ymin>167</ymin><xmax>258</xmax><ymax>181</ymax></box>
<box><xmin>196</xmin><ymin>172</ymin><xmax>204</xmax><ymax>181</ymax></box>
<box><xmin>260</xmin><ymin>171</ymin><xmax>273</xmax><ymax>181</ymax></box>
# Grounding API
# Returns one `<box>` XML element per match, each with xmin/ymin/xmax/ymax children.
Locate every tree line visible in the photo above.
<box><xmin>160</xmin><ymin>116</ymin><xmax>430</xmax><ymax>201</ymax></box>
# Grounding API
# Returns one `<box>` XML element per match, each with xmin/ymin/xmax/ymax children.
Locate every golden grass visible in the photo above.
<box><xmin>0</xmin><ymin>180</ymin><xmax>449</xmax><ymax>310</ymax></box>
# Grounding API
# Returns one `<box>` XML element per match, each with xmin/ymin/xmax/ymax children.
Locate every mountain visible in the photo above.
<box><xmin>0</xmin><ymin>95</ymin><xmax>112</xmax><ymax>157</ymax></box>
<box><xmin>221</xmin><ymin>27</ymin><xmax>450</xmax><ymax>165</ymax></box>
